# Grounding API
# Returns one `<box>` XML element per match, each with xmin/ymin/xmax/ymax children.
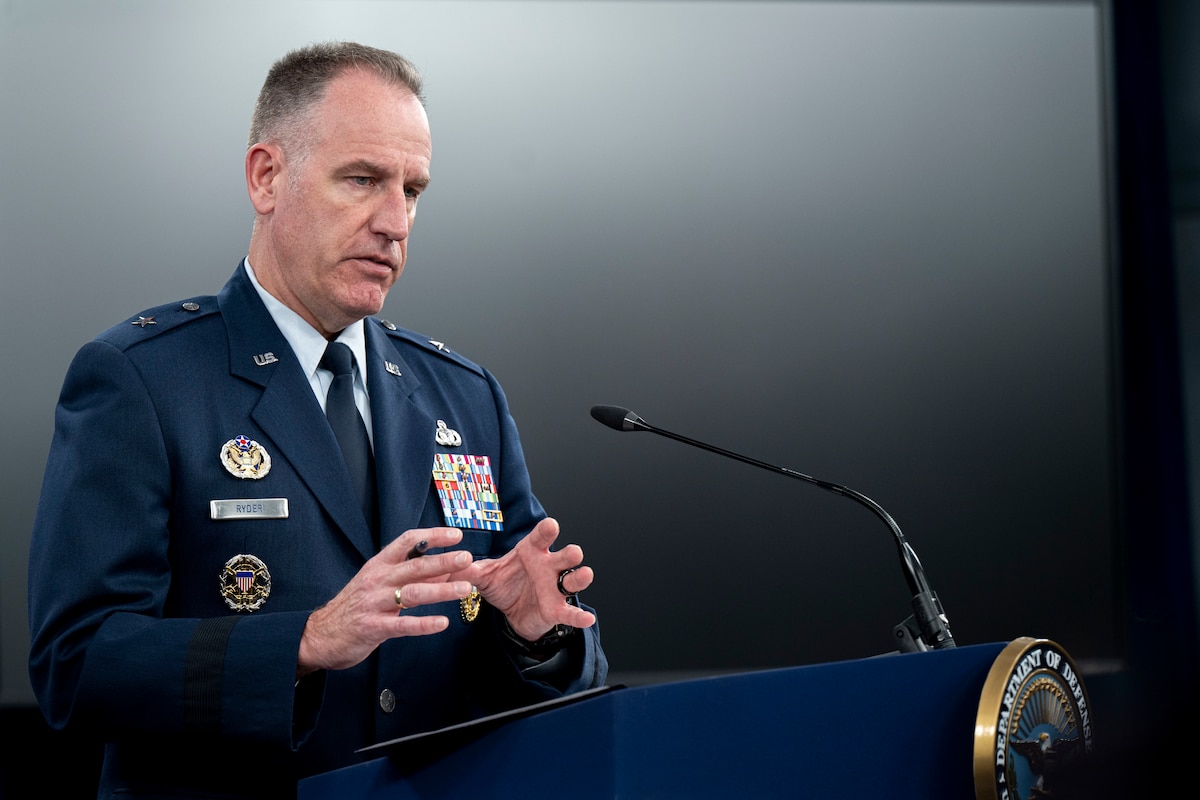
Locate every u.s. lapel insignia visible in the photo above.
<box><xmin>253</xmin><ymin>352</ymin><xmax>278</xmax><ymax>366</ymax></box>
<box><xmin>385</xmin><ymin>361</ymin><xmax>402</xmax><ymax>377</ymax></box>
<box><xmin>220</xmin><ymin>553</ymin><xmax>272</xmax><ymax>611</ymax></box>
<box><xmin>435</xmin><ymin>420</ymin><xmax>462</xmax><ymax>447</ymax></box>
<box><xmin>461</xmin><ymin>585</ymin><xmax>481</xmax><ymax>623</ymax></box>
<box><xmin>220</xmin><ymin>435</ymin><xmax>272</xmax><ymax>479</ymax></box>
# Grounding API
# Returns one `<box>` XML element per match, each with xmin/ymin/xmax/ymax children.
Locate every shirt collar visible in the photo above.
<box><xmin>243</xmin><ymin>258</ymin><xmax>369</xmax><ymax>385</ymax></box>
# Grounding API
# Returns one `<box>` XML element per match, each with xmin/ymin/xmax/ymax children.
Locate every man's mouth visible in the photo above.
<box><xmin>349</xmin><ymin>255</ymin><xmax>398</xmax><ymax>271</ymax></box>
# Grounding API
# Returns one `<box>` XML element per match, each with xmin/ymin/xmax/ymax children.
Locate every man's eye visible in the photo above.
<box><xmin>351</xmin><ymin>176</ymin><xmax>376</xmax><ymax>187</ymax></box>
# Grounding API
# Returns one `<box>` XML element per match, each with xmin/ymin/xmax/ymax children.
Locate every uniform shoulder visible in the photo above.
<box><xmin>370</xmin><ymin>317</ymin><xmax>486</xmax><ymax>378</ymax></box>
<box><xmin>93</xmin><ymin>295</ymin><xmax>220</xmax><ymax>351</ymax></box>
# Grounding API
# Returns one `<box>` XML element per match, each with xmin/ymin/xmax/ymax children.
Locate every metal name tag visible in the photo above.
<box><xmin>210</xmin><ymin>498</ymin><xmax>289</xmax><ymax>520</ymax></box>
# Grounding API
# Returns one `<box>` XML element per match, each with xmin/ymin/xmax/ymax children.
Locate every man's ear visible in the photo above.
<box><xmin>246</xmin><ymin>143</ymin><xmax>283</xmax><ymax>214</ymax></box>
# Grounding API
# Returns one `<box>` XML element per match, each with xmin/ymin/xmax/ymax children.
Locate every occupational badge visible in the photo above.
<box><xmin>461</xmin><ymin>586</ymin><xmax>481</xmax><ymax>623</ymax></box>
<box><xmin>219</xmin><ymin>553</ymin><xmax>272</xmax><ymax>612</ymax></box>
<box><xmin>434</xmin><ymin>420</ymin><xmax>462</xmax><ymax>447</ymax></box>
<box><xmin>431</xmin><ymin>453</ymin><xmax>503</xmax><ymax>531</ymax></box>
<box><xmin>220</xmin><ymin>435</ymin><xmax>272</xmax><ymax>479</ymax></box>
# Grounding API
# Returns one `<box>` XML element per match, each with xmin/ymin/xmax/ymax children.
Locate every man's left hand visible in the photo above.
<box><xmin>459</xmin><ymin>517</ymin><xmax>597</xmax><ymax>641</ymax></box>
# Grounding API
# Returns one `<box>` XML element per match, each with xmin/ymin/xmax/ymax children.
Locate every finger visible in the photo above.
<box><xmin>557</xmin><ymin>564</ymin><xmax>594</xmax><ymax>595</ymax></box>
<box><xmin>553</xmin><ymin>543</ymin><xmax>585</xmax><ymax>571</ymax></box>
<box><xmin>522</xmin><ymin>517</ymin><xmax>561</xmax><ymax>551</ymax></box>
<box><xmin>392</xmin><ymin>579</ymin><xmax>474</xmax><ymax>611</ymax></box>
<box><xmin>381</xmin><ymin>527</ymin><xmax>463</xmax><ymax>563</ymax></box>
<box><xmin>569</xmin><ymin>606</ymin><xmax>597</xmax><ymax>628</ymax></box>
<box><xmin>447</xmin><ymin>556</ymin><xmax>486</xmax><ymax>585</ymax></box>
<box><xmin>550</xmin><ymin>603</ymin><xmax>597</xmax><ymax>630</ymax></box>
<box><xmin>402</xmin><ymin>549</ymin><xmax>472</xmax><ymax>582</ymax></box>
<box><xmin>386</xmin><ymin>614</ymin><xmax>452</xmax><ymax>638</ymax></box>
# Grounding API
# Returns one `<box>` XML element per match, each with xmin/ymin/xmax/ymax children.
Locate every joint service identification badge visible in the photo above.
<box><xmin>219</xmin><ymin>554</ymin><xmax>272</xmax><ymax>612</ymax></box>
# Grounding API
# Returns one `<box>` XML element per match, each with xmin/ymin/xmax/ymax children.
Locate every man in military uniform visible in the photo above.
<box><xmin>28</xmin><ymin>42</ymin><xmax>606</xmax><ymax>798</ymax></box>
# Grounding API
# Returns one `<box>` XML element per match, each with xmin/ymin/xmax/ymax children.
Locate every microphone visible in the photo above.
<box><xmin>589</xmin><ymin>404</ymin><xmax>956</xmax><ymax>653</ymax></box>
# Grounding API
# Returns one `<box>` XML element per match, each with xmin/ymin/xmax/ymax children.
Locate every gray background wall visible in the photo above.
<box><xmin>1</xmin><ymin>0</ymin><xmax>1125</xmax><ymax>705</ymax></box>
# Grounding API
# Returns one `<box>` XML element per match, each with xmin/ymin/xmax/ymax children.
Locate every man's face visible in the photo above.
<box><xmin>249</xmin><ymin>69</ymin><xmax>432</xmax><ymax>337</ymax></box>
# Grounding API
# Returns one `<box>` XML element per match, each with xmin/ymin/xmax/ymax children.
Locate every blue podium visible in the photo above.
<box><xmin>299</xmin><ymin>642</ymin><xmax>1008</xmax><ymax>799</ymax></box>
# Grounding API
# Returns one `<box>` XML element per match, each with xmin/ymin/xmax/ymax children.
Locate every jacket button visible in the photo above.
<box><xmin>379</xmin><ymin>688</ymin><xmax>396</xmax><ymax>713</ymax></box>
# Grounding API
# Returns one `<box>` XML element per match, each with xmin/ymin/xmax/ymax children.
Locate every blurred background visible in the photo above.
<box><xmin>1</xmin><ymin>0</ymin><xmax>1195</xmax><ymax>794</ymax></box>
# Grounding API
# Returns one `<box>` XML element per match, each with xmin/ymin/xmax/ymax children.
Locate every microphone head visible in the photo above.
<box><xmin>589</xmin><ymin>404</ymin><xmax>647</xmax><ymax>432</ymax></box>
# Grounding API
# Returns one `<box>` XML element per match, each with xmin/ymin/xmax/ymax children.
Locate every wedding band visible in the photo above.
<box><xmin>557</xmin><ymin>567</ymin><xmax>578</xmax><ymax>597</ymax></box>
<box><xmin>394</xmin><ymin>587</ymin><xmax>406</xmax><ymax>608</ymax></box>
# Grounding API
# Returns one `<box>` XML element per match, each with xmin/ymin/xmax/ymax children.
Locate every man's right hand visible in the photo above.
<box><xmin>297</xmin><ymin>527</ymin><xmax>473</xmax><ymax>676</ymax></box>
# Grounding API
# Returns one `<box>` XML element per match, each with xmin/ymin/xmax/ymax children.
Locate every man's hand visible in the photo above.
<box><xmin>297</xmin><ymin>527</ymin><xmax>473</xmax><ymax>676</ymax></box>
<box><xmin>460</xmin><ymin>518</ymin><xmax>597</xmax><ymax>642</ymax></box>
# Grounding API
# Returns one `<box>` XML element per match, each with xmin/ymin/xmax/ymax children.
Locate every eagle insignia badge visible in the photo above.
<box><xmin>220</xmin><ymin>435</ymin><xmax>272</xmax><ymax>479</ymax></box>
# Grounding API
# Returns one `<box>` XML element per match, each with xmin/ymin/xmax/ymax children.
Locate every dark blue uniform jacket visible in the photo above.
<box><xmin>28</xmin><ymin>263</ymin><xmax>607</xmax><ymax>799</ymax></box>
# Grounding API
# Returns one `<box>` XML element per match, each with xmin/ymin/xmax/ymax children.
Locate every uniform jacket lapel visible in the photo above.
<box><xmin>218</xmin><ymin>264</ymin><xmax>377</xmax><ymax>561</ymax></box>
<box><xmin>364</xmin><ymin>321</ymin><xmax>437</xmax><ymax>546</ymax></box>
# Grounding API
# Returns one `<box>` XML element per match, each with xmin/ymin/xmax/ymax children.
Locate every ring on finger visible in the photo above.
<box><xmin>557</xmin><ymin>567</ymin><xmax>580</xmax><ymax>597</ymax></box>
<box><xmin>394</xmin><ymin>586</ymin><xmax>406</xmax><ymax>609</ymax></box>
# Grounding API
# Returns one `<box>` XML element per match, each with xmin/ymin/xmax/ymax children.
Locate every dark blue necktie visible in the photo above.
<box><xmin>320</xmin><ymin>342</ymin><xmax>379</xmax><ymax>545</ymax></box>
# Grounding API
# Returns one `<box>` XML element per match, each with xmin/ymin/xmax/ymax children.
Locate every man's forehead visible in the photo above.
<box><xmin>323</xmin><ymin>67</ymin><xmax>424</xmax><ymax>112</ymax></box>
<box><xmin>312</xmin><ymin>75</ymin><xmax>431</xmax><ymax>156</ymax></box>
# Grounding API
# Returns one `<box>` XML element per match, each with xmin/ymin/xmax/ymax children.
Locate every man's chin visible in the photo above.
<box><xmin>324</xmin><ymin>273</ymin><xmax>397</xmax><ymax>328</ymax></box>
<box><xmin>347</xmin><ymin>288</ymin><xmax>390</xmax><ymax>323</ymax></box>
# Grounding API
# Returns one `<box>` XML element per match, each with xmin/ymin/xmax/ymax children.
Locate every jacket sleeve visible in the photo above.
<box><xmin>27</xmin><ymin>340</ymin><xmax>319</xmax><ymax>747</ymax></box>
<box><xmin>478</xmin><ymin>367</ymin><xmax>609</xmax><ymax>700</ymax></box>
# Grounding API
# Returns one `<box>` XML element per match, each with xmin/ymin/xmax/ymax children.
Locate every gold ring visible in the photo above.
<box><xmin>394</xmin><ymin>587</ymin><xmax>406</xmax><ymax>609</ymax></box>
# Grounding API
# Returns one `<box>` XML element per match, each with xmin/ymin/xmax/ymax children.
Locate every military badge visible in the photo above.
<box><xmin>220</xmin><ymin>435</ymin><xmax>272</xmax><ymax>479</ymax></box>
<box><xmin>219</xmin><ymin>553</ymin><xmax>272</xmax><ymax>612</ymax></box>
<box><xmin>461</xmin><ymin>586</ymin><xmax>481</xmax><ymax>623</ymax></box>
<box><xmin>434</xmin><ymin>420</ymin><xmax>462</xmax><ymax>447</ymax></box>
<box><xmin>432</xmin><ymin>453</ymin><xmax>503</xmax><ymax>531</ymax></box>
<box><xmin>973</xmin><ymin>637</ymin><xmax>1093</xmax><ymax>800</ymax></box>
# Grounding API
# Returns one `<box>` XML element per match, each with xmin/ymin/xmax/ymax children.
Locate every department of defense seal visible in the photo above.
<box><xmin>220</xmin><ymin>435</ymin><xmax>272</xmax><ymax>479</ymax></box>
<box><xmin>219</xmin><ymin>554</ymin><xmax>272</xmax><ymax>612</ymax></box>
<box><xmin>973</xmin><ymin>637</ymin><xmax>1093</xmax><ymax>800</ymax></box>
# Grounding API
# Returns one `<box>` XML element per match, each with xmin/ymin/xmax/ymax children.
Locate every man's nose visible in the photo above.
<box><xmin>372</xmin><ymin>190</ymin><xmax>412</xmax><ymax>241</ymax></box>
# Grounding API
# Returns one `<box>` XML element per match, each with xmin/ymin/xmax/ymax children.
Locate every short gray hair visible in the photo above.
<box><xmin>248</xmin><ymin>42</ymin><xmax>425</xmax><ymax>157</ymax></box>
